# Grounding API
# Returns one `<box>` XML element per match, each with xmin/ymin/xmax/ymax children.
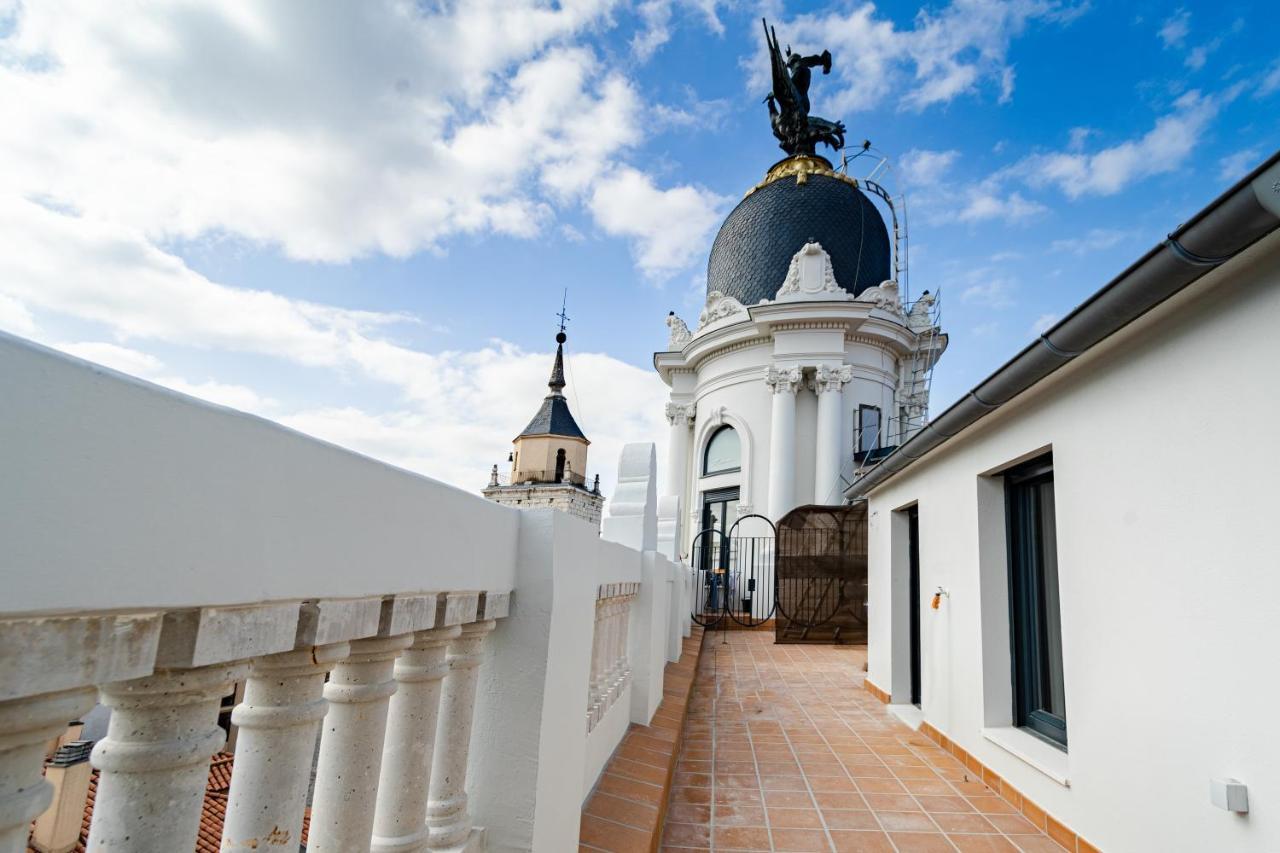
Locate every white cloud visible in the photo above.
<box><xmin>0</xmin><ymin>294</ymin><xmax>38</xmax><ymax>337</ymax></box>
<box><xmin>1159</xmin><ymin>10</ymin><xmax>1190</xmax><ymax>48</ymax></box>
<box><xmin>751</xmin><ymin>1</ymin><xmax>1086</xmax><ymax>114</ymax></box>
<box><xmin>898</xmin><ymin>149</ymin><xmax>960</xmax><ymax>186</ymax></box>
<box><xmin>957</xmin><ymin>189</ymin><xmax>1045</xmax><ymax>223</ymax></box>
<box><xmin>1016</xmin><ymin>90</ymin><xmax>1219</xmax><ymax>198</ymax></box>
<box><xmin>0</xmin><ymin>2</ymin><xmax>717</xmax><ymax>280</ymax></box>
<box><xmin>897</xmin><ymin>148</ymin><xmax>1044</xmax><ymax>226</ymax></box>
<box><xmin>960</xmin><ymin>275</ymin><xmax>1016</xmax><ymax>308</ymax></box>
<box><xmin>631</xmin><ymin>0</ymin><xmax>724</xmax><ymax>61</ymax></box>
<box><xmin>588</xmin><ymin>167</ymin><xmax>728</xmax><ymax>279</ymax></box>
<box><xmin>1049</xmin><ymin>228</ymin><xmax>1132</xmax><ymax>255</ymax></box>
<box><xmin>1030</xmin><ymin>313</ymin><xmax>1060</xmax><ymax>334</ymax></box>
<box><xmin>1258</xmin><ymin>61</ymin><xmax>1280</xmax><ymax>98</ymax></box>
<box><xmin>1219</xmin><ymin>147</ymin><xmax>1264</xmax><ymax>182</ymax></box>
<box><xmin>1</xmin><ymin>197</ymin><xmax>667</xmax><ymax>495</ymax></box>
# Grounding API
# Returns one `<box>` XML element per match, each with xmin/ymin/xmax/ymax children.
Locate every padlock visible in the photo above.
<box><xmin>931</xmin><ymin>592</ymin><xmax>941</xmax><ymax>610</ymax></box>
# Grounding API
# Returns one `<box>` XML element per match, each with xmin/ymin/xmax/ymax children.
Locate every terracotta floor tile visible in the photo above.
<box><xmin>765</xmin><ymin>789</ymin><xmax>816</xmax><ymax>808</ymax></box>
<box><xmin>713</xmin><ymin>825</ymin><xmax>773</xmax><ymax>850</ymax></box>
<box><xmin>863</xmin><ymin>792</ymin><xmax>921</xmax><ymax>811</ymax></box>
<box><xmin>661</xmin><ymin>821</ymin><xmax>711</xmax><ymax>847</ymax></box>
<box><xmin>930</xmin><ymin>812</ymin><xmax>998</xmax><ymax>833</ymax></box>
<box><xmin>580</xmin><ymin>814</ymin><xmax>654</xmax><ymax>853</ymax></box>
<box><xmin>828</xmin><ymin>830</ymin><xmax>896</xmax><ymax>852</ymax></box>
<box><xmin>949</xmin><ymin>835</ymin><xmax>1020</xmax><ymax>853</ymax></box>
<box><xmin>771</xmin><ymin>826</ymin><xmax>833</xmax><ymax>851</ymax></box>
<box><xmin>916</xmin><ymin>794</ymin><xmax>976</xmax><ymax>813</ymax></box>
<box><xmin>715</xmin><ymin>804</ymin><xmax>768</xmax><ymax>827</ymax></box>
<box><xmin>584</xmin><ymin>791</ymin><xmax>659</xmax><ymax>830</ymax></box>
<box><xmin>984</xmin><ymin>813</ymin><xmax>1042</xmax><ymax>835</ymax></box>
<box><xmin>822</xmin><ymin>810</ymin><xmax>880</xmax><ymax>830</ymax></box>
<box><xmin>876</xmin><ymin>810</ymin><xmax>938</xmax><ymax>832</ymax></box>
<box><xmin>888</xmin><ymin>831</ymin><xmax>959</xmax><ymax>852</ymax></box>
<box><xmin>768</xmin><ymin>807</ymin><xmax>823</xmax><ymax>828</ymax></box>
<box><xmin>813</xmin><ymin>790</ymin><xmax>868</xmax><ymax>811</ymax></box>
<box><xmin>650</xmin><ymin>632</ymin><xmax>1057</xmax><ymax>853</ymax></box>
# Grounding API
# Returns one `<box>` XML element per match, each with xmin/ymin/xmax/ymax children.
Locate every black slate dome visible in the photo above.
<box><xmin>707</xmin><ymin>159</ymin><xmax>891</xmax><ymax>305</ymax></box>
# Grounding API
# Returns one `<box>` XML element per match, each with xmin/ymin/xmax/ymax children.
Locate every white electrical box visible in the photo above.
<box><xmin>1210</xmin><ymin>778</ymin><xmax>1249</xmax><ymax>814</ymax></box>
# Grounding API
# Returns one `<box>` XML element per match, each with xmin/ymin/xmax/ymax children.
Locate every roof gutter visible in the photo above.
<box><xmin>845</xmin><ymin>150</ymin><xmax>1280</xmax><ymax>502</ymax></box>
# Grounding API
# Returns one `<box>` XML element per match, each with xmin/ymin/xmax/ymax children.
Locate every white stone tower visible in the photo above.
<box><xmin>655</xmin><ymin>153</ymin><xmax>946</xmax><ymax>556</ymax></box>
<box><xmin>483</xmin><ymin>329</ymin><xmax>606</xmax><ymax>527</ymax></box>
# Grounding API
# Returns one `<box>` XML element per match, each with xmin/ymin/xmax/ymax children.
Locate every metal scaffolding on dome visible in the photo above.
<box><xmin>775</xmin><ymin>503</ymin><xmax>868</xmax><ymax>644</ymax></box>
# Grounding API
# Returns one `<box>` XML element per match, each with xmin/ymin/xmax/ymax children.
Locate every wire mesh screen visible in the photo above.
<box><xmin>775</xmin><ymin>503</ymin><xmax>868</xmax><ymax>644</ymax></box>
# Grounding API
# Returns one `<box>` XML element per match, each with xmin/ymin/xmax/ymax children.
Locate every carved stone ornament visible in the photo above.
<box><xmin>764</xmin><ymin>366</ymin><xmax>803</xmax><ymax>394</ymax></box>
<box><xmin>666</xmin><ymin>311</ymin><xmax>692</xmax><ymax>349</ymax></box>
<box><xmin>854</xmin><ymin>278</ymin><xmax>903</xmax><ymax>314</ymax></box>
<box><xmin>775</xmin><ymin>242</ymin><xmax>844</xmax><ymax>302</ymax></box>
<box><xmin>698</xmin><ymin>290</ymin><xmax>748</xmax><ymax>330</ymax></box>
<box><xmin>907</xmin><ymin>290</ymin><xmax>937</xmax><ymax>332</ymax></box>
<box><xmin>813</xmin><ymin>364</ymin><xmax>853</xmax><ymax>394</ymax></box>
<box><xmin>664</xmin><ymin>402</ymin><xmax>695</xmax><ymax>426</ymax></box>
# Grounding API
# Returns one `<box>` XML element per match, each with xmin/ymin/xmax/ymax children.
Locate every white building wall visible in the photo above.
<box><xmin>865</xmin><ymin>232</ymin><xmax>1280</xmax><ymax>853</ymax></box>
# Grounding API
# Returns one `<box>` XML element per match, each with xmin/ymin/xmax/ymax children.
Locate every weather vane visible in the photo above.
<box><xmin>555</xmin><ymin>288</ymin><xmax>570</xmax><ymax>339</ymax></box>
<box><xmin>762</xmin><ymin>18</ymin><xmax>846</xmax><ymax>156</ymax></box>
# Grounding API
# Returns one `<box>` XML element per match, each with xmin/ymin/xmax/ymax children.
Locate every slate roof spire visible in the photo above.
<box><xmin>517</xmin><ymin>329</ymin><xmax>588</xmax><ymax>441</ymax></box>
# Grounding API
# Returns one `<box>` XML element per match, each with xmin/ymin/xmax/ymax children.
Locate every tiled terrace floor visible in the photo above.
<box><xmin>660</xmin><ymin>631</ymin><xmax>1060</xmax><ymax>853</ymax></box>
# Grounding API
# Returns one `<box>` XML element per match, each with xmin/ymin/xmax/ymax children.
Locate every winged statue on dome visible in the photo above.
<box><xmin>761</xmin><ymin>19</ymin><xmax>846</xmax><ymax>156</ymax></box>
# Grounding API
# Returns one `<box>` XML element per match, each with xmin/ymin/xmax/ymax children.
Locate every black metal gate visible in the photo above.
<box><xmin>690</xmin><ymin>514</ymin><xmax>776</xmax><ymax>628</ymax></box>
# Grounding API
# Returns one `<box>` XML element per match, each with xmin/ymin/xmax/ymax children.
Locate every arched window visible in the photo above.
<box><xmin>703</xmin><ymin>425</ymin><xmax>741</xmax><ymax>475</ymax></box>
<box><xmin>554</xmin><ymin>448</ymin><xmax>566</xmax><ymax>482</ymax></box>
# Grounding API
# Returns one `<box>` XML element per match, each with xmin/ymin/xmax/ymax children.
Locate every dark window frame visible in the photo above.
<box><xmin>702</xmin><ymin>425</ymin><xmax>742</xmax><ymax>477</ymax></box>
<box><xmin>1005</xmin><ymin>454</ymin><xmax>1068</xmax><ymax>749</ymax></box>
<box><xmin>855</xmin><ymin>405</ymin><xmax>882</xmax><ymax>460</ymax></box>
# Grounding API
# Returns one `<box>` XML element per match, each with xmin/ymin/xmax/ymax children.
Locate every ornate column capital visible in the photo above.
<box><xmin>813</xmin><ymin>364</ymin><xmax>853</xmax><ymax>394</ymax></box>
<box><xmin>764</xmin><ymin>366</ymin><xmax>803</xmax><ymax>395</ymax></box>
<box><xmin>664</xmin><ymin>402</ymin><xmax>695</xmax><ymax>426</ymax></box>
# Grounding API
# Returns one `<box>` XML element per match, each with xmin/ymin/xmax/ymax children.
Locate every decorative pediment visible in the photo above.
<box><xmin>774</xmin><ymin>242</ymin><xmax>845</xmax><ymax>302</ymax></box>
<box><xmin>855</xmin><ymin>279</ymin><xmax>903</xmax><ymax>314</ymax></box>
<box><xmin>698</xmin><ymin>290</ymin><xmax>748</xmax><ymax>330</ymax></box>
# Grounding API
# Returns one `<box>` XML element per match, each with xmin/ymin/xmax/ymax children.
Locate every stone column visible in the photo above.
<box><xmin>814</xmin><ymin>364</ymin><xmax>853</xmax><ymax>505</ymax></box>
<box><xmin>371</xmin><ymin>626</ymin><xmax>461</xmax><ymax>853</ymax></box>
<box><xmin>0</xmin><ymin>688</ymin><xmax>96</xmax><ymax>853</ymax></box>
<box><xmin>220</xmin><ymin>644</ymin><xmax>349</xmax><ymax>852</ymax></box>
<box><xmin>87</xmin><ymin>663</ymin><xmax>247</xmax><ymax>851</ymax></box>
<box><xmin>307</xmin><ymin>634</ymin><xmax>414</xmax><ymax>853</ymax></box>
<box><xmin>425</xmin><ymin>620</ymin><xmax>496</xmax><ymax>850</ymax></box>
<box><xmin>765</xmin><ymin>366</ymin><xmax>802</xmax><ymax>521</ymax></box>
<box><xmin>664</xmin><ymin>402</ymin><xmax>693</xmax><ymax>499</ymax></box>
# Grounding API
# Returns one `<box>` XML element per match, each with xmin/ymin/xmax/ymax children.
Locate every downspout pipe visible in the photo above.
<box><xmin>845</xmin><ymin>150</ymin><xmax>1280</xmax><ymax>502</ymax></box>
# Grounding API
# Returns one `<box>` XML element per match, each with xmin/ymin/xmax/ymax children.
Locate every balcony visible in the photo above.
<box><xmin>0</xmin><ymin>333</ymin><xmax>692</xmax><ymax>853</ymax></box>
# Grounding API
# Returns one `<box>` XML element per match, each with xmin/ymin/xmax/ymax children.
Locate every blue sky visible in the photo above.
<box><xmin>1</xmin><ymin>1</ymin><xmax>1277</xmax><ymax>495</ymax></box>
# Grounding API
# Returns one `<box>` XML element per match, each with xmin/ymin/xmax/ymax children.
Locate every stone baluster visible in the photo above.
<box><xmin>0</xmin><ymin>688</ymin><xmax>96</xmax><ymax>853</ymax></box>
<box><xmin>219</xmin><ymin>643</ymin><xmax>349</xmax><ymax>852</ymax></box>
<box><xmin>587</xmin><ymin>598</ymin><xmax>605</xmax><ymax>728</ymax></box>
<box><xmin>87</xmin><ymin>663</ymin><xmax>247</xmax><ymax>850</ymax></box>
<box><xmin>370</xmin><ymin>625</ymin><xmax>461</xmax><ymax>853</ymax></box>
<box><xmin>425</xmin><ymin>619</ymin><xmax>496</xmax><ymax>850</ymax></box>
<box><xmin>307</xmin><ymin>634</ymin><xmax>414</xmax><ymax>853</ymax></box>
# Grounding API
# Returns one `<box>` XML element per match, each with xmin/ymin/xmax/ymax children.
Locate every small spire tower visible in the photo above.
<box><xmin>483</xmin><ymin>302</ymin><xmax>605</xmax><ymax>528</ymax></box>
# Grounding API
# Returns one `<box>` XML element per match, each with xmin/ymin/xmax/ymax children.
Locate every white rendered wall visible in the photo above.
<box><xmin>865</xmin><ymin>232</ymin><xmax>1280</xmax><ymax>853</ymax></box>
<box><xmin>0</xmin><ymin>334</ymin><xmax>518</xmax><ymax>612</ymax></box>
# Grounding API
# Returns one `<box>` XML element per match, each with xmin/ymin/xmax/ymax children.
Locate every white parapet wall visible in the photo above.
<box><xmin>0</xmin><ymin>333</ymin><xmax>693</xmax><ymax>853</ymax></box>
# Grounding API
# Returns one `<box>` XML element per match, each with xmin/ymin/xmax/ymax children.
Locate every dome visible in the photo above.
<box><xmin>707</xmin><ymin>156</ymin><xmax>892</xmax><ymax>305</ymax></box>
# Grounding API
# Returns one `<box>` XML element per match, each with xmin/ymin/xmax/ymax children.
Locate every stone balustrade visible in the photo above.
<box><xmin>587</xmin><ymin>584</ymin><xmax>639</xmax><ymax>732</ymax></box>
<box><xmin>0</xmin><ymin>332</ymin><xmax>692</xmax><ymax>852</ymax></box>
